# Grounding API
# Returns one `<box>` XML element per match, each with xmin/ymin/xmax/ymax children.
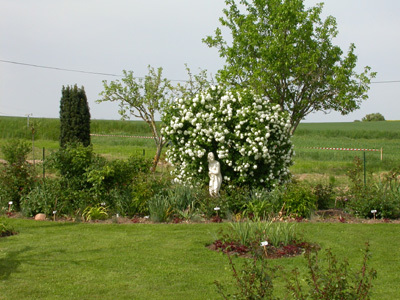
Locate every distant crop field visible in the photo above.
<box><xmin>292</xmin><ymin>121</ymin><xmax>400</xmax><ymax>174</ymax></box>
<box><xmin>1</xmin><ymin>116</ymin><xmax>399</xmax><ymax>175</ymax></box>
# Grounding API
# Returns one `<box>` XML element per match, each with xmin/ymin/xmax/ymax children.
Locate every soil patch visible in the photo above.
<box><xmin>207</xmin><ymin>240</ymin><xmax>317</xmax><ymax>259</ymax></box>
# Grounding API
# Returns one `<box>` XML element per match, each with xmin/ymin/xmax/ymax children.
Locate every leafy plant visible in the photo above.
<box><xmin>59</xmin><ymin>85</ymin><xmax>91</xmax><ymax>147</ymax></box>
<box><xmin>242</xmin><ymin>188</ymin><xmax>282</xmax><ymax>220</ymax></box>
<box><xmin>98</xmin><ymin>66</ymin><xmax>172</xmax><ymax>172</ymax></box>
<box><xmin>283</xmin><ymin>183</ymin><xmax>317</xmax><ymax>218</ymax></box>
<box><xmin>216</xmin><ymin>243</ymin><xmax>376</xmax><ymax>300</ymax></box>
<box><xmin>215</xmin><ymin>255</ymin><xmax>276</xmax><ymax>300</ymax></box>
<box><xmin>46</xmin><ymin>143</ymin><xmax>154</xmax><ymax>217</ymax></box>
<box><xmin>126</xmin><ymin>175</ymin><xmax>170</xmax><ymax>217</ymax></box>
<box><xmin>362</xmin><ymin>113</ymin><xmax>385</xmax><ymax>122</ymax></box>
<box><xmin>147</xmin><ymin>193</ymin><xmax>173</xmax><ymax>223</ymax></box>
<box><xmin>0</xmin><ymin>139</ymin><xmax>36</xmax><ymax>210</ymax></box>
<box><xmin>313</xmin><ymin>183</ymin><xmax>335</xmax><ymax>210</ymax></box>
<box><xmin>346</xmin><ymin>157</ymin><xmax>400</xmax><ymax>219</ymax></box>
<box><xmin>46</xmin><ymin>142</ymin><xmax>97</xmax><ymax>184</ymax></box>
<box><xmin>285</xmin><ymin>242</ymin><xmax>377</xmax><ymax>299</ymax></box>
<box><xmin>221</xmin><ymin>219</ymin><xmax>299</xmax><ymax>252</ymax></box>
<box><xmin>203</xmin><ymin>0</ymin><xmax>376</xmax><ymax>133</ymax></box>
<box><xmin>148</xmin><ymin>184</ymin><xmax>205</xmax><ymax>222</ymax></box>
<box><xmin>0</xmin><ymin>218</ymin><xmax>17</xmax><ymax>237</ymax></box>
<box><xmin>82</xmin><ymin>205</ymin><xmax>109</xmax><ymax>221</ymax></box>
<box><xmin>20</xmin><ymin>179</ymin><xmax>58</xmax><ymax>217</ymax></box>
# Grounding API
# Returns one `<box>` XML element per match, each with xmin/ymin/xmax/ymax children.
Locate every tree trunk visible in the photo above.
<box><xmin>150</xmin><ymin>139</ymin><xmax>164</xmax><ymax>173</ymax></box>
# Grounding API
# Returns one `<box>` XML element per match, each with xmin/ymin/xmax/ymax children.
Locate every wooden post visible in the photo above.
<box><xmin>363</xmin><ymin>152</ymin><xmax>366</xmax><ymax>186</ymax></box>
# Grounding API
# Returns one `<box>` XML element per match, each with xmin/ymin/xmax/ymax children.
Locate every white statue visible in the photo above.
<box><xmin>208</xmin><ymin>152</ymin><xmax>222</xmax><ymax>197</ymax></box>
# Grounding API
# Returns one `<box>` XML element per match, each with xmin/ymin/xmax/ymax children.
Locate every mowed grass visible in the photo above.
<box><xmin>1</xmin><ymin>219</ymin><xmax>399</xmax><ymax>299</ymax></box>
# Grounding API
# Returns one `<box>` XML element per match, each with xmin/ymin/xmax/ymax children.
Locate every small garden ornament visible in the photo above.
<box><xmin>208</xmin><ymin>152</ymin><xmax>222</xmax><ymax>197</ymax></box>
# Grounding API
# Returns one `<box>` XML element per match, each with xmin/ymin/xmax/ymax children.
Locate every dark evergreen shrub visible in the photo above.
<box><xmin>60</xmin><ymin>85</ymin><xmax>91</xmax><ymax>147</ymax></box>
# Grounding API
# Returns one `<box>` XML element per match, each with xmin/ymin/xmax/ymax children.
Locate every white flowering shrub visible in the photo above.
<box><xmin>161</xmin><ymin>86</ymin><xmax>294</xmax><ymax>190</ymax></box>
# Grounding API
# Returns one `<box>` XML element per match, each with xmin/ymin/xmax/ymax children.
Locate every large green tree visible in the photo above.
<box><xmin>60</xmin><ymin>85</ymin><xmax>91</xmax><ymax>147</ymax></box>
<box><xmin>98</xmin><ymin>66</ymin><xmax>171</xmax><ymax>172</ymax></box>
<box><xmin>203</xmin><ymin>0</ymin><xmax>376</xmax><ymax>133</ymax></box>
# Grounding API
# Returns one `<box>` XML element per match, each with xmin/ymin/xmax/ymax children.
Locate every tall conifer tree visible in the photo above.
<box><xmin>60</xmin><ymin>85</ymin><xmax>91</xmax><ymax>147</ymax></box>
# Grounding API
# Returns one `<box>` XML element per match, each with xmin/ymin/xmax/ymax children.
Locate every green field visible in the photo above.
<box><xmin>1</xmin><ymin>116</ymin><xmax>399</xmax><ymax>175</ymax></box>
<box><xmin>1</xmin><ymin>219</ymin><xmax>399</xmax><ymax>300</ymax></box>
<box><xmin>291</xmin><ymin>121</ymin><xmax>400</xmax><ymax>175</ymax></box>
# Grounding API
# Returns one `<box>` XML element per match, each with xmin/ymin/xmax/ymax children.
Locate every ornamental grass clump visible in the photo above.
<box><xmin>162</xmin><ymin>86</ymin><xmax>294</xmax><ymax>190</ymax></box>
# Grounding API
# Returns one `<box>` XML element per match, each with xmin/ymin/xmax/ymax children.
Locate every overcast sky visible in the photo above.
<box><xmin>1</xmin><ymin>0</ymin><xmax>399</xmax><ymax>122</ymax></box>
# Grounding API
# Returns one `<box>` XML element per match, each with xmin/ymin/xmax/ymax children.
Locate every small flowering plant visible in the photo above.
<box><xmin>162</xmin><ymin>86</ymin><xmax>294</xmax><ymax>189</ymax></box>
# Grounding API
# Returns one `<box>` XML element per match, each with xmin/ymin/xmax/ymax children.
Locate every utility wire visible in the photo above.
<box><xmin>370</xmin><ymin>80</ymin><xmax>400</xmax><ymax>84</ymax></box>
<box><xmin>0</xmin><ymin>59</ymin><xmax>187</xmax><ymax>82</ymax></box>
<box><xmin>1</xmin><ymin>59</ymin><xmax>400</xmax><ymax>84</ymax></box>
<box><xmin>0</xmin><ymin>59</ymin><xmax>121</xmax><ymax>77</ymax></box>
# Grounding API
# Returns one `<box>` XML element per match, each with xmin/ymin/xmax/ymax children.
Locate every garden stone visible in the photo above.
<box><xmin>35</xmin><ymin>213</ymin><xmax>46</xmax><ymax>221</ymax></box>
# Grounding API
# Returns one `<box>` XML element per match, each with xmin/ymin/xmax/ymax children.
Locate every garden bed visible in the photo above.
<box><xmin>207</xmin><ymin>239</ymin><xmax>317</xmax><ymax>259</ymax></box>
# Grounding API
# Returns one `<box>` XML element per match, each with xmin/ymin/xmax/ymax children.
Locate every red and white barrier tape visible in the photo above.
<box><xmin>90</xmin><ymin>133</ymin><xmax>153</xmax><ymax>139</ymax></box>
<box><xmin>305</xmin><ymin>146</ymin><xmax>383</xmax><ymax>160</ymax></box>
<box><xmin>308</xmin><ymin>147</ymin><xmax>380</xmax><ymax>152</ymax></box>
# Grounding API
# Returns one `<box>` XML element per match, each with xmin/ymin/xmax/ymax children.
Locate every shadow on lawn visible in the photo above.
<box><xmin>0</xmin><ymin>246</ymin><xmax>32</xmax><ymax>280</ymax></box>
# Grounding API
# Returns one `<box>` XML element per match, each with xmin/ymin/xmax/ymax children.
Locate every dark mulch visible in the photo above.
<box><xmin>0</xmin><ymin>230</ymin><xmax>17</xmax><ymax>238</ymax></box>
<box><xmin>208</xmin><ymin>239</ymin><xmax>317</xmax><ymax>259</ymax></box>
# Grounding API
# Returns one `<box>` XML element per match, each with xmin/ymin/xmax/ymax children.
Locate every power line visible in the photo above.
<box><xmin>0</xmin><ymin>59</ymin><xmax>187</xmax><ymax>82</ymax></box>
<box><xmin>370</xmin><ymin>80</ymin><xmax>400</xmax><ymax>84</ymax></box>
<box><xmin>0</xmin><ymin>59</ymin><xmax>121</xmax><ymax>77</ymax></box>
<box><xmin>1</xmin><ymin>59</ymin><xmax>400</xmax><ymax>84</ymax></box>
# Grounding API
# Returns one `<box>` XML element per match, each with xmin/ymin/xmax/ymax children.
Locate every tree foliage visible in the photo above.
<box><xmin>98</xmin><ymin>66</ymin><xmax>172</xmax><ymax>172</ymax></box>
<box><xmin>362</xmin><ymin>113</ymin><xmax>385</xmax><ymax>122</ymax></box>
<box><xmin>203</xmin><ymin>0</ymin><xmax>376</xmax><ymax>133</ymax></box>
<box><xmin>60</xmin><ymin>85</ymin><xmax>91</xmax><ymax>147</ymax></box>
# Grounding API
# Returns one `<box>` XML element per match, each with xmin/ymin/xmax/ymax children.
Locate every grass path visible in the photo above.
<box><xmin>1</xmin><ymin>220</ymin><xmax>400</xmax><ymax>299</ymax></box>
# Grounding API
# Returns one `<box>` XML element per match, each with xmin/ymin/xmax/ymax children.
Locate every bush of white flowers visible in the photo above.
<box><xmin>161</xmin><ymin>86</ymin><xmax>294</xmax><ymax>190</ymax></box>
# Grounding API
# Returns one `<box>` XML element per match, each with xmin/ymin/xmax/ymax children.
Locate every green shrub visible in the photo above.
<box><xmin>45</xmin><ymin>143</ymin><xmax>153</xmax><ymax>216</ymax></box>
<box><xmin>346</xmin><ymin>181</ymin><xmax>400</xmax><ymax>219</ymax></box>
<box><xmin>0</xmin><ymin>218</ymin><xmax>16</xmax><ymax>237</ymax></box>
<box><xmin>21</xmin><ymin>179</ymin><xmax>93</xmax><ymax>217</ymax></box>
<box><xmin>221</xmin><ymin>186</ymin><xmax>250</xmax><ymax>215</ymax></box>
<box><xmin>46</xmin><ymin>143</ymin><xmax>97</xmax><ymax>185</ymax></box>
<box><xmin>21</xmin><ymin>179</ymin><xmax>57</xmax><ymax>217</ymax></box>
<box><xmin>215</xmin><ymin>255</ymin><xmax>276</xmax><ymax>300</ymax></box>
<box><xmin>59</xmin><ymin>85</ymin><xmax>91</xmax><ymax>147</ymax></box>
<box><xmin>1</xmin><ymin>139</ymin><xmax>31</xmax><ymax>165</ymax></box>
<box><xmin>283</xmin><ymin>183</ymin><xmax>317</xmax><ymax>218</ymax></box>
<box><xmin>362</xmin><ymin>112</ymin><xmax>385</xmax><ymax>122</ymax></box>
<box><xmin>148</xmin><ymin>184</ymin><xmax>206</xmax><ymax>222</ymax></box>
<box><xmin>241</xmin><ymin>188</ymin><xmax>286</xmax><ymax>220</ymax></box>
<box><xmin>82</xmin><ymin>205</ymin><xmax>108</xmax><ymax>221</ymax></box>
<box><xmin>346</xmin><ymin>158</ymin><xmax>400</xmax><ymax>219</ymax></box>
<box><xmin>148</xmin><ymin>193</ymin><xmax>173</xmax><ymax>222</ymax></box>
<box><xmin>216</xmin><ymin>243</ymin><xmax>376</xmax><ymax>300</ymax></box>
<box><xmin>0</xmin><ymin>139</ymin><xmax>36</xmax><ymax>210</ymax></box>
<box><xmin>285</xmin><ymin>243</ymin><xmax>377</xmax><ymax>299</ymax></box>
<box><xmin>313</xmin><ymin>183</ymin><xmax>335</xmax><ymax>210</ymax></box>
<box><xmin>113</xmin><ymin>173</ymin><xmax>171</xmax><ymax>217</ymax></box>
<box><xmin>223</xmin><ymin>219</ymin><xmax>298</xmax><ymax>249</ymax></box>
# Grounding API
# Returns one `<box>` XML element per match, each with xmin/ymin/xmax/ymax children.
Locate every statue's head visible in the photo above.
<box><xmin>207</xmin><ymin>152</ymin><xmax>215</xmax><ymax>162</ymax></box>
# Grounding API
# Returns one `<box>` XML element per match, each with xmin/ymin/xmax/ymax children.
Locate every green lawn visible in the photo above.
<box><xmin>1</xmin><ymin>219</ymin><xmax>399</xmax><ymax>299</ymax></box>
